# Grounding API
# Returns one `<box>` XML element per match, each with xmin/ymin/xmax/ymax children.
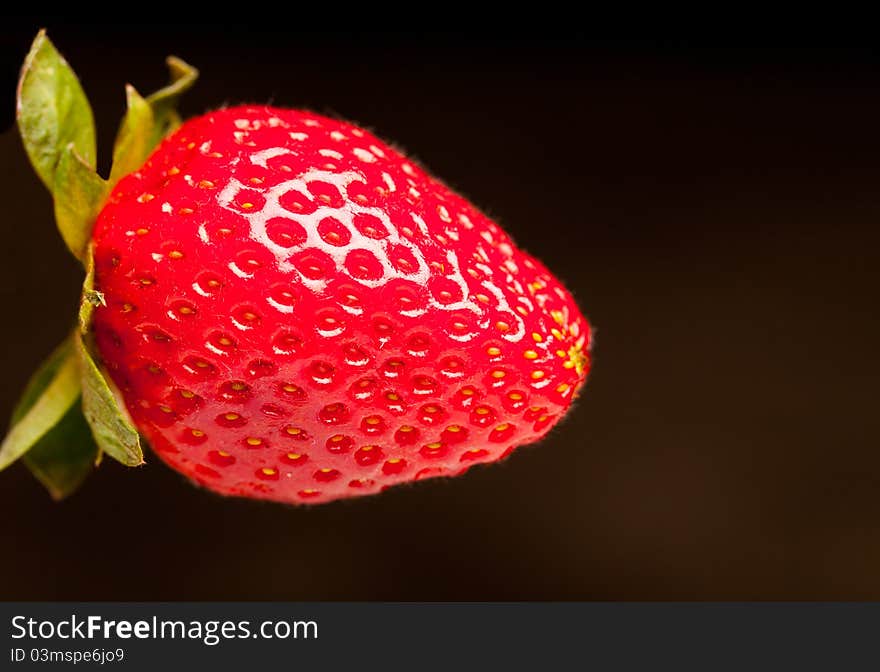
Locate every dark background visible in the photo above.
<box><xmin>1</xmin><ymin>23</ymin><xmax>879</xmax><ymax>599</ymax></box>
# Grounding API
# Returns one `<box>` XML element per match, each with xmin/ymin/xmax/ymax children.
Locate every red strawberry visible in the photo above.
<box><xmin>2</xmin><ymin>32</ymin><xmax>591</xmax><ymax>503</ymax></box>
<box><xmin>89</xmin><ymin>106</ymin><xmax>591</xmax><ymax>503</ymax></box>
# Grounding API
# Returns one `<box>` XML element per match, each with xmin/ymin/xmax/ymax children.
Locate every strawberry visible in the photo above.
<box><xmin>1</xmin><ymin>32</ymin><xmax>592</xmax><ymax>503</ymax></box>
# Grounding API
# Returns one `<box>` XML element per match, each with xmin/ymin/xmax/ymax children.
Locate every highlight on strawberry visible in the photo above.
<box><xmin>0</xmin><ymin>31</ymin><xmax>593</xmax><ymax>504</ymax></box>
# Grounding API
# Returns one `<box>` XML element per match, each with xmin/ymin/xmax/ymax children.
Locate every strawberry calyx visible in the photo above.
<box><xmin>0</xmin><ymin>30</ymin><xmax>198</xmax><ymax>498</ymax></box>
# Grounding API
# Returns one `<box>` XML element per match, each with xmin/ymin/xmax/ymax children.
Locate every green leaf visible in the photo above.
<box><xmin>145</xmin><ymin>56</ymin><xmax>198</xmax><ymax>147</ymax></box>
<box><xmin>78</xmin><ymin>245</ymin><xmax>105</xmax><ymax>333</ymax></box>
<box><xmin>109</xmin><ymin>84</ymin><xmax>155</xmax><ymax>183</ymax></box>
<box><xmin>4</xmin><ymin>335</ymin><xmax>99</xmax><ymax>498</ymax></box>
<box><xmin>0</xmin><ymin>336</ymin><xmax>81</xmax><ymax>471</ymax></box>
<box><xmin>108</xmin><ymin>57</ymin><xmax>198</xmax><ymax>185</ymax></box>
<box><xmin>53</xmin><ymin>144</ymin><xmax>109</xmax><ymax>262</ymax></box>
<box><xmin>10</xmin><ymin>338</ymin><xmax>74</xmax><ymax>425</ymax></box>
<box><xmin>76</xmin><ymin>334</ymin><xmax>143</xmax><ymax>467</ymax></box>
<box><xmin>16</xmin><ymin>29</ymin><xmax>96</xmax><ymax>192</ymax></box>
<box><xmin>23</xmin><ymin>401</ymin><xmax>99</xmax><ymax>500</ymax></box>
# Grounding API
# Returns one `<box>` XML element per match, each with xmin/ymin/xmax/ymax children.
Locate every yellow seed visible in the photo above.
<box><xmin>217</xmin><ymin>450</ymin><xmax>230</xmax><ymax>457</ymax></box>
<box><xmin>365</xmin><ymin>417</ymin><xmax>381</xmax><ymax>425</ymax></box>
<box><xmin>198</xmin><ymin>179</ymin><xmax>215</xmax><ymax>189</ymax></box>
<box><xmin>121</xmin><ymin>303</ymin><xmax>134</xmax><ymax>313</ymax></box>
<box><xmin>388</xmin><ymin>458</ymin><xmax>403</xmax><ymax>464</ymax></box>
<box><xmin>563</xmin><ymin>361</ymin><xmax>576</xmax><ymax>369</ymax></box>
<box><xmin>531</xmin><ymin>371</ymin><xmax>546</xmax><ymax>380</ymax></box>
<box><xmin>496</xmin><ymin>321</ymin><xmax>510</xmax><ymax>332</ymax></box>
<box><xmin>529</xmin><ymin>406</ymin><xmax>542</xmax><ymax>413</ymax></box>
<box><xmin>495</xmin><ymin>423</ymin><xmax>510</xmax><ymax>432</ymax></box>
<box><xmin>319</xmin><ymin>468</ymin><xmax>333</xmax><ymax>474</ymax></box>
<box><xmin>180</xmin><ymin>390</ymin><xmax>195</xmax><ymax>399</ymax></box>
<box><xmin>475</xmin><ymin>407</ymin><xmax>489</xmax><ymax>415</ymax></box>
<box><xmin>246</xmin><ymin>437</ymin><xmax>262</xmax><ymax>446</ymax></box>
<box><xmin>218</xmin><ymin>337</ymin><xmax>232</xmax><ymax>346</ymax></box>
<box><xmin>491</xmin><ymin>370</ymin><xmax>506</xmax><ymax>379</ymax></box>
<box><xmin>486</xmin><ymin>346</ymin><xmax>501</xmax><ymax>357</ymax></box>
<box><xmin>425</xmin><ymin>442</ymin><xmax>442</xmax><ymax>449</ymax></box>
<box><xmin>287</xmin><ymin>453</ymin><xmax>302</xmax><ymax>460</ymax></box>
<box><xmin>532</xmin><ymin>332</ymin><xmax>543</xmax><ymax>343</ymax></box>
<box><xmin>224</xmin><ymin>413</ymin><xmax>240</xmax><ymax>421</ymax></box>
<box><xmin>136</xmin><ymin>227</ymin><xmax>149</xmax><ymax>236</ymax></box>
<box><xmin>461</xmin><ymin>388</ymin><xmax>475</xmax><ymax>396</ymax></box>
<box><xmin>446</xmin><ymin>426</ymin><xmax>461</xmax><ymax>433</ymax></box>
<box><xmin>167</xmin><ymin>166</ymin><xmax>180</xmax><ymax>176</ymax></box>
<box><xmin>282</xmin><ymin>384</ymin><xmax>298</xmax><ymax>393</ymax></box>
<box><xmin>168</xmin><ymin>250</ymin><xmax>184</xmax><ymax>260</ymax></box>
<box><xmin>508</xmin><ymin>392</ymin><xmax>523</xmax><ymax>401</ymax></box>
<box><xmin>424</xmin><ymin>405</ymin><xmax>439</xmax><ymax>413</ymax></box>
<box><xmin>551</xmin><ymin>328</ymin><xmax>565</xmax><ymax>341</ymax></box>
<box><xmin>286</xmin><ymin>427</ymin><xmax>302</xmax><ymax>436</ymax></box>
<box><xmin>538</xmin><ymin>415</ymin><xmax>549</xmax><ymax>423</ymax></box>
<box><xmin>330</xmin><ymin>435</ymin><xmax>345</xmax><ymax>442</ymax></box>
<box><xmin>178</xmin><ymin>306</ymin><xmax>193</xmax><ymax>315</ymax></box>
<box><xmin>249</xmin><ymin>177</ymin><xmax>264</xmax><ymax>185</ymax></box>
<box><xmin>551</xmin><ymin>310</ymin><xmax>565</xmax><ymax>325</ymax></box>
<box><xmin>556</xmin><ymin>350</ymin><xmax>567</xmax><ymax>358</ymax></box>
<box><xmin>362</xmin><ymin>445</ymin><xmax>375</xmax><ymax>452</ymax></box>
<box><xmin>241</xmin><ymin>202</ymin><xmax>254</xmax><ymax>210</ymax></box>
<box><xmin>261</xmin><ymin>467</ymin><xmax>276</xmax><ymax>476</ymax></box>
<box><xmin>159</xmin><ymin>405</ymin><xmax>173</xmax><ymax>414</ymax></box>
<box><xmin>386</xmin><ymin>393</ymin><xmax>399</xmax><ymax>401</ymax></box>
<box><xmin>399</xmin><ymin>425</ymin><xmax>414</xmax><ymax>433</ymax></box>
<box><xmin>523</xmin><ymin>350</ymin><xmax>538</xmax><ymax>360</ymax></box>
<box><xmin>556</xmin><ymin>383</ymin><xmax>571</xmax><ymax>394</ymax></box>
<box><xmin>179</xmin><ymin>207</ymin><xmax>194</xmax><ymax>215</ymax></box>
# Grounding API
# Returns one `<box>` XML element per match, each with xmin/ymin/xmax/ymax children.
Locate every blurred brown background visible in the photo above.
<box><xmin>1</xmin><ymin>24</ymin><xmax>879</xmax><ymax>599</ymax></box>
